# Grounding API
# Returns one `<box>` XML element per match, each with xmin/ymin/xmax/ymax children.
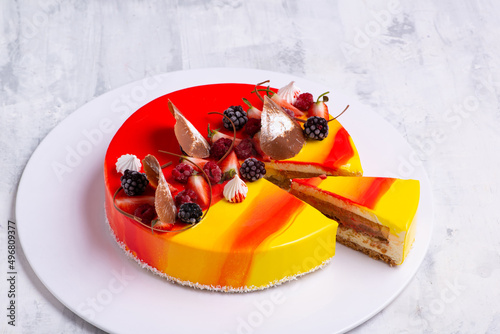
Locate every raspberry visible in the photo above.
<box><xmin>234</xmin><ymin>138</ymin><xmax>255</xmax><ymax>160</ymax></box>
<box><xmin>203</xmin><ymin>161</ymin><xmax>222</xmax><ymax>184</ymax></box>
<box><xmin>120</xmin><ymin>170</ymin><xmax>149</xmax><ymax>196</ymax></box>
<box><xmin>211</xmin><ymin>137</ymin><xmax>233</xmax><ymax>160</ymax></box>
<box><xmin>240</xmin><ymin>158</ymin><xmax>266</xmax><ymax>181</ymax></box>
<box><xmin>172</xmin><ymin>163</ymin><xmax>194</xmax><ymax>183</ymax></box>
<box><xmin>294</xmin><ymin>93</ymin><xmax>314</xmax><ymax>111</ymax></box>
<box><xmin>178</xmin><ymin>202</ymin><xmax>203</xmax><ymax>224</ymax></box>
<box><xmin>174</xmin><ymin>189</ymin><xmax>198</xmax><ymax>206</ymax></box>
<box><xmin>223</xmin><ymin>105</ymin><xmax>248</xmax><ymax>131</ymax></box>
<box><xmin>244</xmin><ymin>118</ymin><xmax>261</xmax><ymax>137</ymax></box>
<box><xmin>303</xmin><ymin>116</ymin><xmax>329</xmax><ymax>140</ymax></box>
<box><xmin>134</xmin><ymin>204</ymin><xmax>156</xmax><ymax>225</ymax></box>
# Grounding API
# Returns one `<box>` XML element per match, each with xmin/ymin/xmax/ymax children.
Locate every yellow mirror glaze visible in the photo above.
<box><xmin>105</xmin><ymin>178</ymin><xmax>337</xmax><ymax>291</ymax></box>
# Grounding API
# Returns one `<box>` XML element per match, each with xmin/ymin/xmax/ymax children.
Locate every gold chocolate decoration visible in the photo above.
<box><xmin>168</xmin><ymin>100</ymin><xmax>211</xmax><ymax>158</ymax></box>
<box><xmin>260</xmin><ymin>95</ymin><xmax>305</xmax><ymax>160</ymax></box>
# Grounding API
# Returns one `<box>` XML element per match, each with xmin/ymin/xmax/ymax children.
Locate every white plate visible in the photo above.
<box><xmin>16</xmin><ymin>68</ymin><xmax>433</xmax><ymax>334</ymax></box>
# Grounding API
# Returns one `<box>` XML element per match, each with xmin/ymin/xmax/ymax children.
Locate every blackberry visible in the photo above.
<box><xmin>120</xmin><ymin>169</ymin><xmax>149</xmax><ymax>196</ymax></box>
<box><xmin>240</xmin><ymin>158</ymin><xmax>266</xmax><ymax>181</ymax></box>
<box><xmin>223</xmin><ymin>105</ymin><xmax>248</xmax><ymax>131</ymax></box>
<box><xmin>303</xmin><ymin>116</ymin><xmax>329</xmax><ymax>140</ymax></box>
<box><xmin>178</xmin><ymin>202</ymin><xmax>203</xmax><ymax>224</ymax></box>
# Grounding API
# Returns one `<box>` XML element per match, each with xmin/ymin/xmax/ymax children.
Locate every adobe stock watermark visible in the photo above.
<box><xmin>18</xmin><ymin>0</ymin><xmax>63</xmax><ymax>40</ymax></box>
<box><xmin>51</xmin><ymin>75</ymin><xmax>164</xmax><ymax>182</ymax></box>
<box><xmin>385</xmin><ymin>93</ymin><xmax>480</xmax><ymax>179</ymax></box>
<box><xmin>76</xmin><ymin>268</ymin><xmax>135</xmax><ymax>321</ymax></box>
<box><xmin>225</xmin><ymin>234</ymin><xmax>335</xmax><ymax>334</ymax></box>
<box><xmin>340</xmin><ymin>0</ymin><xmax>401</xmax><ymax>59</ymax></box>
<box><xmin>401</xmin><ymin>278</ymin><xmax>466</xmax><ymax>332</ymax></box>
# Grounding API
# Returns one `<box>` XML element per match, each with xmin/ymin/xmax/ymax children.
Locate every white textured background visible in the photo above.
<box><xmin>1</xmin><ymin>0</ymin><xmax>500</xmax><ymax>333</ymax></box>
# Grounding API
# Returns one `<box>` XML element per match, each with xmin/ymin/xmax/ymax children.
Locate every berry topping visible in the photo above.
<box><xmin>120</xmin><ymin>170</ymin><xmax>149</xmax><ymax>196</ymax></box>
<box><xmin>134</xmin><ymin>204</ymin><xmax>157</xmax><ymax>225</ymax></box>
<box><xmin>294</xmin><ymin>92</ymin><xmax>314</xmax><ymax>111</ymax></box>
<box><xmin>240</xmin><ymin>158</ymin><xmax>266</xmax><ymax>181</ymax></box>
<box><xmin>187</xmin><ymin>175</ymin><xmax>211</xmax><ymax>208</ymax></box>
<box><xmin>220</xmin><ymin>151</ymin><xmax>240</xmax><ymax>180</ymax></box>
<box><xmin>151</xmin><ymin>220</ymin><xmax>175</xmax><ymax>231</ymax></box>
<box><xmin>234</xmin><ymin>138</ymin><xmax>256</xmax><ymax>160</ymax></box>
<box><xmin>172</xmin><ymin>163</ymin><xmax>194</xmax><ymax>183</ymax></box>
<box><xmin>303</xmin><ymin>116</ymin><xmax>329</xmax><ymax>140</ymax></box>
<box><xmin>223</xmin><ymin>105</ymin><xmax>248</xmax><ymax>131</ymax></box>
<box><xmin>174</xmin><ymin>189</ymin><xmax>198</xmax><ymax>206</ymax></box>
<box><xmin>203</xmin><ymin>161</ymin><xmax>222</xmax><ymax>184</ymax></box>
<box><xmin>308</xmin><ymin>92</ymin><xmax>330</xmax><ymax>120</ymax></box>
<box><xmin>178</xmin><ymin>203</ymin><xmax>203</xmax><ymax>224</ymax></box>
<box><xmin>210</xmin><ymin>137</ymin><xmax>233</xmax><ymax>160</ymax></box>
<box><xmin>244</xmin><ymin>118</ymin><xmax>262</xmax><ymax>137</ymax></box>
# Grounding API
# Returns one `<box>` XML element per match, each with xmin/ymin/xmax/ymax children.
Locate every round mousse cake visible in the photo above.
<box><xmin>104</xmin><ymin>83</ymin><xmax>363</xmax><ymax>291</ymax></box>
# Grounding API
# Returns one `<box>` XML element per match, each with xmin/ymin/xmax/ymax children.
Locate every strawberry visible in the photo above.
<box><xmin>252</xmin><ymin>132</ymin><xmax>272</xmax><ymax>162</ymax></box>
<box><xmin>243</xmin><ymin>98</ymin><xmax>262</xmax><ymax>119</ymax></box>
<box><xmin>207</xmin><ymin>124</ymin><xmax>242</xmax><ymax>145</ymax></box>
<box><xmin>187</xmin><ymin>175</ymin><xmax>211</xmax><ymax>208</ymax></box>
<box><xmin>151</xmin><ymin>219</ymin><xmax>175</xmax><ymax>231</ymax></box>
<box><xmin>115</xmin><ymin>195</ymin><xmax>155</xmax><ymax>214</ymax></box>
<box><xmin>308</xmin><ymin>92</ymin><xmax>330</xmax><ymax>120</ymax></box>
<box><xmin>219</xmin><ymin>151</ymin><xmax>240</xmax><ymax>180</ymax></box>
<box><xmin>270</xmin><ymin>93</ymin><xmax>305</xmax><ymax>117</ymax></box>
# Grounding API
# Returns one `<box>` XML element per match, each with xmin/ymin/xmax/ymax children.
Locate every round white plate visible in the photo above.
<box><xmin>16</xmin><ymin>68</ymin><xmax>433</xmax><ymax>334</ymax></box>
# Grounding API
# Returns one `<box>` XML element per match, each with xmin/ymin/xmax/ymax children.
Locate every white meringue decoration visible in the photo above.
<box><xmin>277</xmin><ymin>81</ymin><xmax>302</xmax><ymax>104</ymax></box>
<box><xmin>223</xmin><ymin>175</ymin><xmax>248</xmax><ymax>203</ymax></box>
<box><xmin>116</xmin><ymin>154</ymin><xmax>142</xmax><ymax>174</ymax></box>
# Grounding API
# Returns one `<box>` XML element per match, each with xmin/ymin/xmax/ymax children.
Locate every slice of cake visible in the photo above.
<box><xmin>289</xmin><ymin>177</ymin><xmax>420</xmax><ymax>265</ymax></box>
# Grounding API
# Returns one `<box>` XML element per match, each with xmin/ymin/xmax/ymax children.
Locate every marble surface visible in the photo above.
<box><xmin>1</xmin><ymin>0</ymin><xmax>500</xmax><ymax>333</ymax></box>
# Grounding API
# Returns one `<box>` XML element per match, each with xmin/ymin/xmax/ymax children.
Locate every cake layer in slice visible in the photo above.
<box><xmin>289</xmin><ymin>177</ymin><xmax>420</xmax><ymax>265</ymax></box>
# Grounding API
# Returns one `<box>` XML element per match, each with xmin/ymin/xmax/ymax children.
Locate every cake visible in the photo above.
<box><xmin>104</xmin><ymin>81</ymin><xmax>418</xmax><ymax>292</ymax></box>
<box><xmin>289</xmin><ymin>177</ymin><xmax>420</xmax><ymax>265</ymax></box>
<box><xmin>104</xmin><ymin>82</ymin><xmax>362</xmax><ymax>291</ymax></box>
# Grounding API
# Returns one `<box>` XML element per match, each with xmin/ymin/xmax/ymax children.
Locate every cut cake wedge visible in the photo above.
<box><xmin>290</xmin><ymin>177</ymin><xmax>420</xmax><ymax>265</ymax></box>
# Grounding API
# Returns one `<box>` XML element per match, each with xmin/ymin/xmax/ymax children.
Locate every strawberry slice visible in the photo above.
<box><xmin>187</xmin><ymin>175</ymin><xmax>211</xmax><ymax>208</ymax></box>
<box><xmin>308</xmin><ymin>92</ymin><xmax>330</xmax><ymax>120</ymax></box>
<box><xmin>151</xmin><ymin>219</ymin><xmax>175</xmax><ymax>231</ymax></box>
<box><xmin>270</xmin><ymin>94</ymin><xmax>305</xmax><ymax>117</ymax></box>
<box><xmin>252</xmin><ymin>132</ymin><xmax>272</xmax><ymax>162</ymax></box>
<box><xmin>243</xmin><ymin>98</ymin><xmax>262</xmax><ymax>119</ymax></box>
<box><xmin>115</xmin><ymin>195</ymin><xmax>155</xmax><ymax>214</ymax></box>
<box><xmin>207</xmin><ymin>124</ymin><xmax>242</xmax><ymax>145</ymax></box>
<box><xmin>219</xmin><ymin>151</ymin><xmax>240</xmax><ymax>179</ymax></box>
